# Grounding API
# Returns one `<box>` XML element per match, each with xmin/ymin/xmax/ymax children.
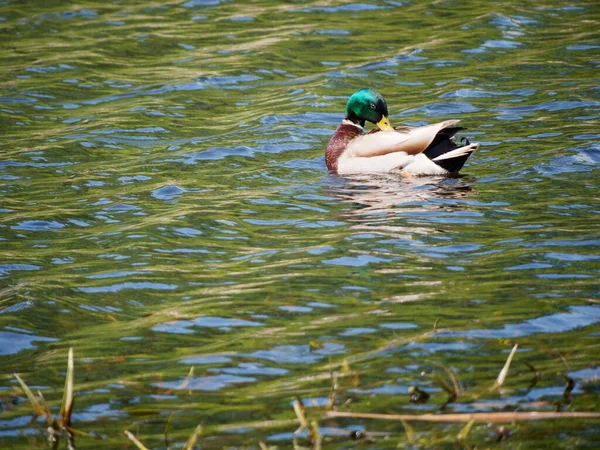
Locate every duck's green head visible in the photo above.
<box><xmin>345</xmin><ymin>88</ymin><xmax>394</xmax><ymax>131</ymax></box>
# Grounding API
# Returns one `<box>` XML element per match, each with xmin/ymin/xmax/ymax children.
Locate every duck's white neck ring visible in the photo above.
<box><xmin>342</xmin><ymin>119</ymin><xmax>363</xmax><ymax>130</ymax></box>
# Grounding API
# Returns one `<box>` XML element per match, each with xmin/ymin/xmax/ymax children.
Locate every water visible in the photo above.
<box><xmin>1</xmin><ymin>0</ymin><xmax>599</xmax><ymax>448</ymax></box>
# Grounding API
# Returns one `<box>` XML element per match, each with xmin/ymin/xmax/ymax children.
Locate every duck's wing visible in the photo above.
<box><xmin>348</xmin><ymin>120</ymin><xmax>461</xmax><ymax>158</ymax></box>
<box><xmin>337</xmin><ymin>151</ymin><xmax>417</xmax><ymax>174</ymax></box>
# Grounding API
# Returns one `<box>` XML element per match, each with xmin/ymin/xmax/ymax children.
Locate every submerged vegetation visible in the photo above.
<box><xmin>1</xmin><ymin>0</ymin><xmax>599</xmax><ymax>448</ymax></box>
<box><xmin>10</xmin><ymin>336</ymin><xmax>600</xmax><ymax>448</ymax></box>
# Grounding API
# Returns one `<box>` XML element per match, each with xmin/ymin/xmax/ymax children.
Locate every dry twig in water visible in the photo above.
<box><xmin>325</xmin><ymin>411</ymin><xmax>600</xmax><ymax>423</ymax></box>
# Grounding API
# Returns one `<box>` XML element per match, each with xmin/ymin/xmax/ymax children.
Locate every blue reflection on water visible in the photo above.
<box><xmin>0</xmin><ymin>331</ymin><xmax>58</xmax><ymax>355</ymax></box>
<box><xmin>154</xmin><ymin>374</ymin><xmax>255</xmax><ymax>391</ymax></box>
<box><xmin>247</xmin><ymin>343</ymin><xmax>345</xmax><ymax>364</ymax></box>
<box><xmin>79</xmin><ymin>282</ymin><xmax>177</xmax><ymax>293</ymax></box>
<box><xmin>154</xmin><ymin>316</ymin><xmax>264</xmax><ymax>334</ymax></box>
<box><xmin>444</xmin><ymin>306</ymin><xmax>600</xmax><ymax>339</ymax></box>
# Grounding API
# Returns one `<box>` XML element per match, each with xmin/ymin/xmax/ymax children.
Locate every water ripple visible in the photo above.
<box><xmin>446</xmin><ymin>306</ymin><xmax>600</xmax><ymax>339</ymax></box>
<box><xmin>153</xmin><ymin>316</ymin><xmax>263</xmax><ymax>334</ymax></box>
<box><xmin>79</xmin><ymin>282</ymin><xmax>177</xmax><ymax>293</ymax></box>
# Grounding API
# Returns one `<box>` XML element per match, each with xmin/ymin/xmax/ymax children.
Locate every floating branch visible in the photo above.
<box><xmin>325</xmin><ymin>411</ymin><xmax>600</xmax><ymax>423</ymax></box>
<box><xmin>217</xmin><ymin>418</ymin><xmax>298</xmax><ymax>432</ymax></box>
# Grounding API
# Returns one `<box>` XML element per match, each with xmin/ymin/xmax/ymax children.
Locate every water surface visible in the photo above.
<box><xmin>1</xmin><ymin>0</ymin><xmax>599</xmax><ymax>448</ymax></box>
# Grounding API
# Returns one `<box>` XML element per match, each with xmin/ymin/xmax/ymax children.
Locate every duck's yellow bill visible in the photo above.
<box><xmin>377</xmin><ymin>116</ymin><xmax>394</xmax><ymax>132</ymax></box>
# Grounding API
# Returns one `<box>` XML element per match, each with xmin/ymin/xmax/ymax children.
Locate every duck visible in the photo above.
<box><xmin>326</xmin><ymin>88</ymin><xmax>479</xmax><ymax>175</ymax></box>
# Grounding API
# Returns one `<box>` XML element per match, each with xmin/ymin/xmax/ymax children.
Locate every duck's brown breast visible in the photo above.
<box><xmin>325</xmin><ymin>123</ymin><xmax>362</xmax><ymax>173</ymax></box>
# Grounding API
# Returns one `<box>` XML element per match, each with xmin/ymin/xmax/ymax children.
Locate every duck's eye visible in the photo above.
<box><xmin>369</xmin><ymin>103</ymin><xmax>376</xmax><ymax>110</ymax></box>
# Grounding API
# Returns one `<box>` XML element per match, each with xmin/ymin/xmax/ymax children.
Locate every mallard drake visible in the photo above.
<box><xmin>326</xmin><ymin>88</ymin><xmax>478</xmax><ymax>175</ymax></box>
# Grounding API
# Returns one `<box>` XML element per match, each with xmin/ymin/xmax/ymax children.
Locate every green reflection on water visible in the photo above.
<box><xmin>1</xmin><ymin>0</ymin><xmax>599</xmax><ymax>448</ymax></box>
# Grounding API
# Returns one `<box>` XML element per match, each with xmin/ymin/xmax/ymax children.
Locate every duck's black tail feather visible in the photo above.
<box><xmin>439</xmin><ymin>126</ymin><xmax>466</xmax><ymax>138</ymax></box>
<box><xmin>423</xmin><ymin>133</ymin><xmax>478</xmax><ymax>173</ymax></box>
